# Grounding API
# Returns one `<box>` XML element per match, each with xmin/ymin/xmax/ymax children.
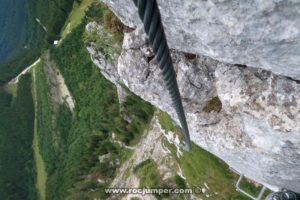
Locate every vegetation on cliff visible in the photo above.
<box><xmin>33</xmin><ymin>4</ymin><xmax>154</xmax><ymax>199</ymax></box>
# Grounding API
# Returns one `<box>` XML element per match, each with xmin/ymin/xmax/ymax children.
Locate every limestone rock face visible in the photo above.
<box><xmin>215</xmin><ymin>65</ymin><xmax>300</xmax><ymax>191</ymax></box>
<box><xmin>103</xmin><ymin>0</ymin><xmax>300</xmax><ymax>80</ymax></box>
<box><xmin>86</xmin><ymin>22</ymin><xmax>300</xmax><ymax>192</ymax></box>
<box><xmin>87</xmin><ymin>23</ymin><xmax>300</xmax><ymax>192</ymax></box>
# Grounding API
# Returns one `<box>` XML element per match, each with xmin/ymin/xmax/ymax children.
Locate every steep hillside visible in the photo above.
<box><xmin>88</xmin><ymin>0</ymin><xmax>300</xmax><ymax>194</ymax></box>
<box><xmin>0</xmin><ymin>0</ymin><xmax>76</xmax><ymax>199</ymax></box>
<box><xmin>33</xmin><ymin>5</ymin><xmax>154</xmax><ymax>199</ymax></box>
<box><xmin>30</xmin><ymin>3</ymin><xmax>265</xmax><ymax>199</ymax></box>
<box><xmin>2</xmin><ymin>1</ymin><xmax>299</xmax><ymax>199</ymax></box>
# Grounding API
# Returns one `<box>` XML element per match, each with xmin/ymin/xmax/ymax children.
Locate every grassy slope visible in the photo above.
<box><xmin>32</xmin><ymin>65</ymin><xmax>47</xmax><ymax>200</ymax></box>
<box><xmin>4</xmin><ymin>83</ymin><xmax>17</xmax><ymax>98</ymax></box>
<box><xmin>134</xmin><ymin>159</ymin><xmax>161</xmax><ymax>188</ymax></box>
<box><xmin>60</xmin><ymin>0</ymin><xmax>96</xmax><ymax>39</ymax></box>
<box><xmin>158</xmin><ymin>110</ymin><xmax>268</xmax><ymax>200</ymax></box>
<box><xmin>33</xmin><ymin>121</ymin><xmax>47</xmax><ymax>200</ymax></box>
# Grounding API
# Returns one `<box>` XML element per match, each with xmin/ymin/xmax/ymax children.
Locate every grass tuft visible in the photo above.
<box><xmin>134</xmin><ymin>159</ymin><xmax>161</xmax><ymax>188</ymax></box>
<box><xmin>203</xmin><ymin>96</ymin><xmax>222</xmax><ymax>113</ymax></box>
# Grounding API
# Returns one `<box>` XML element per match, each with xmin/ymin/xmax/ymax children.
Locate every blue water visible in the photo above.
<box><xmin>0</xmin><ymin>0</ymin><xmax>27</xmax><ymax>63</ymax></box>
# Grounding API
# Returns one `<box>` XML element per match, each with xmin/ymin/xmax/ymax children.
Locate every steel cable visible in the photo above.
<box><xmin>133</xmin><ymin>0</ymin><xmax>192</xmax><ymax>151</ymax></box>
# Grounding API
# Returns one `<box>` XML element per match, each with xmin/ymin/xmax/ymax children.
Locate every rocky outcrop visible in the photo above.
<box><xmin>103</xmin><ymin>0</ymin><xmax>300</xmax><ymax>80</ymax></box>
<box><xmin>86</xmin><ymin>22</ymin><xmax>300</xmax><ymax>192</ymax></box>
<box><xmin>109</xmin><ymin>115</ymin><xmax>180</xmax><ymax>200</ymax></box>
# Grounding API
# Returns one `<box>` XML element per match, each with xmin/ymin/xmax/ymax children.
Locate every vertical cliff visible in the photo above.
<box><xmin>87</xmin><ymin>0</ymin><xmax>300</xmax><ymax>193</ymax></box>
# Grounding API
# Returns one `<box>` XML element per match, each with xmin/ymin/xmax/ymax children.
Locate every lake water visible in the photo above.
<box><xmin>0</xmin><ymin>0</ymin><xmax>27</xmax><ymax>64</ymax></box>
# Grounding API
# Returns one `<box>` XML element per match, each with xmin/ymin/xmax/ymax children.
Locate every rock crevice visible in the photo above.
<box><xmin>103</xmin><ymin>0</ymin><xmax>300</xmax><ymax>81</ymax></box>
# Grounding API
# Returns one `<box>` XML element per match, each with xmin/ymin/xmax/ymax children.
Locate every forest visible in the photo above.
<box><xmin>33</xmin><ymin>4</ymin><xmax>155</xmax><ymax>199</ymax></box>
<box><xmin>0</xmin><ymin>75</ymin><xmax>37</xmax><ymax>200</ymax></box>
<box><xmin>0</xmin><ymin>0</ymin><xmax>75</xmax><ymax>84</ymax></box>
<box><xmin>1</xmin><ymin>1</ymin><xmax>155</xmax><ymax>199</ymax></box>
<box><xmin>0</xmin><ymin>0</ymin><xmax>77</xmax><ymax>199</ymax></box>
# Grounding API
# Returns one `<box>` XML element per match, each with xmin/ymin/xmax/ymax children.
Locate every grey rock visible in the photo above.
<box><xmin>86</xmin><ymin>22</ymin><xmax>120</xmax><ymax>85</ymax></box>
<box><xmin>87</xmin><ymin>23</ymin><xmax>300</xmax><ymax>192</ymax></box>
<box><xmin>116</xmin><ymin>84</ymin><xmax>128</xmax><ymax>106</ymax></box>
<box><xmin>103</xmin><ymin>0</ymin><xmax>300</xmax><ymax>80</ymax></box>
<box><xmin>215</xmin><ymin>65</ymin><xmax>300</xmax><ymax>192</ymax></box>
<box><xmin>215</xmin><ymin>65</ymin><xmax>300</xmax><ymax>133</ymax></box>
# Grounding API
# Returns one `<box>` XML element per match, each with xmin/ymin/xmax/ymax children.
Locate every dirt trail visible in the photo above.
<box><xmin>8</xmin><ymin>59</ymin><xmax>41</xmax><ymax>85</ymax></box>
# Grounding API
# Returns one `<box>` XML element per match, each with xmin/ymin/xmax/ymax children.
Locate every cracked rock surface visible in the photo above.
<box><xmin>103</xmin><ymin>0</ymin><xmax>300</xmax><ymax>80</ymax></box>
<box><xmin>86</xmin><ymin>21</ymin><xmax>300</xmax><ymax>192</ymax></box>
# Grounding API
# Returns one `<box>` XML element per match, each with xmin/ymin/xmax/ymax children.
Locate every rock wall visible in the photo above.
<box><xmin>103</xmin><ymin>0</ymin><xmax>300</xmax><ymax>80</ymax></box>
<box><xmin>87</xmin><ymin>0</ymin><xmax>300</xmax><ymax>192</ymax></box>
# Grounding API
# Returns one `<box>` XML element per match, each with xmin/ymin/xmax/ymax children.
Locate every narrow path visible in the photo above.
<box><xmin>32</xmin><ymin>67</ymin><xmax>47</xmax><ymax>200</ymax></box>
<box><xmin>8</xmin><ymin>58</ymin><xmax>41</xmax><ymax>85</ymax></box>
